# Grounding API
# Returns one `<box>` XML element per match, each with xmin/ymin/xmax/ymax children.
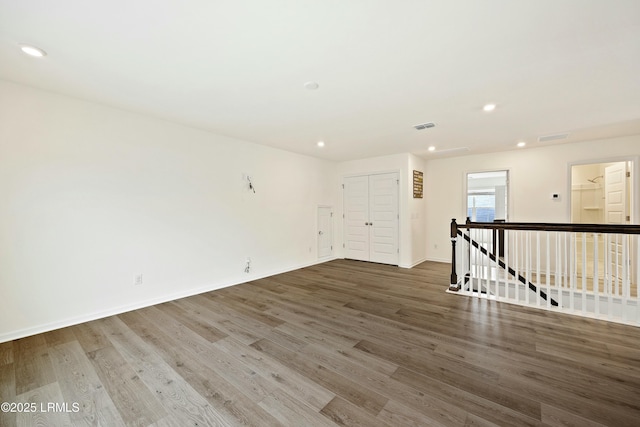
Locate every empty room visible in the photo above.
<box><xmin>1</xmin><ymin>1</ymin><xmax>639</xmax><ymax>426</ymax></box>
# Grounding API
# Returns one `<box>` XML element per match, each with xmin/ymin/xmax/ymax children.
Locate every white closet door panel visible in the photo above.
<box><xmin>344</xmin><ymin>175</ymin><xmax>370</xmax><ymax>261</ymax></box>
<box><xmin>369</xmin><ymin>173</ymin><xmax>399</xmax><ymax>265</ymax></box>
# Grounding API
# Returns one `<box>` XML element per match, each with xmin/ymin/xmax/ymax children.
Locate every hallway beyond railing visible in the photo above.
<box><xmin>449</xmin><ymin>219</ymin><xmax>640</xmax><ymax>326</ymax></box>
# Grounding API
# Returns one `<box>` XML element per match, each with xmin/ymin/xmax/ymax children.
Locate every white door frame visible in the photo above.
<box><xmin>568</xmin><ymin>156</ymin><xmax>638</xmax><ymax>224</ymax></box>
<box><xmin>462</xmin><ymin>168</ymin><xmax>512</xmax><ymax>222</ymax></box>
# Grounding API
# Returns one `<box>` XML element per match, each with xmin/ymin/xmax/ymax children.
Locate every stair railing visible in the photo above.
<box><xmin>449</xmin><ymin>218</ymin><xmax>640</xmax><ymax>326</ymax></box>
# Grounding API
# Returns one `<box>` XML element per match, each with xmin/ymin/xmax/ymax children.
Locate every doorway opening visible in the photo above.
<box><xmin>570</xmin><ymin>160</ymin><xmax>636</xmax><ymax>290</ymax></box>
<box><xmin>571</xmin><ymin>161</ymin><xmax>633</xmax><ymax>225</ymax></box>
<box><xmin>466</xmin><ymin>170</ymin><xmax>509</xmax><ymax>222</ymax></box>
<box><xmin>464</xmin><ymin>170</ymin><xmax>509</xmax><ymax>263</ymax></box>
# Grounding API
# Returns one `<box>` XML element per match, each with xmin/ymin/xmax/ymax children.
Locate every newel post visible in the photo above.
<box><xmin>449</xmin><ymin>218</ymin><xmax>460</xmax><ymax>291</ymax></box>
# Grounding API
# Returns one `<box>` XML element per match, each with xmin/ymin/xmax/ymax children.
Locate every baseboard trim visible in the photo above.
<box><xmin>425</xmin><ymin>257</ymin><xmax>451</xmax><ymax>264</ymax></box>
<box><xmin>0</xmin><ymin>257</ymin><xmax>339</xmax><ymax>344</ymax></box>
<box><xmin>407</xmin><ymin>257</ymin><xmax>428</xmax><ymax>268</ymax></box>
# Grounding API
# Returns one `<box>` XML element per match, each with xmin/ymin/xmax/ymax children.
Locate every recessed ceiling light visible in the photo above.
<box><xmin>431</xmin><ymin>147</ymin><xmax>470</xmax><ymax>155</ymax></box>
<box><xmin>20</xmin><ymin>44</ymin><xmax>47</xmax><ymax>57</ymax></box>
<box><xmin>317</xmin><ymin>141</ymin><xmax>325</xmax><ymax>147</ymax></box>
<box><xmin>483</xmin><ymin>103</ymin><xmax>496</xmax><ymax>112</ymax></box>
<box><xmin>428</xmin><ymin>146</ymin><xmax>436</xmax><ymax>152</ymax></box>
<box><xmin>517</xmin><ymin>141</ymin><xmax>526</xmax><ymax>147</ymax></box>
<box><xmin>304</xmin><ymin>81</ymin><xmax>319</xmax><ymax>90</ymax></box>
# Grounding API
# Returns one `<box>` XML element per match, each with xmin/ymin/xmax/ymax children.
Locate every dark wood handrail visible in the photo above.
<box><xmin>459</xmin><ymin>219</ymin><xmax>640</xmax><ymax>235</ymax></box>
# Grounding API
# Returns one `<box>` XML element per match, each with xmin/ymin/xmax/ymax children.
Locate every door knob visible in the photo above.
<box><xmin>318</xmin><ymin>231</ymin><xmax>323</xmax><ymax>235</ymax></box>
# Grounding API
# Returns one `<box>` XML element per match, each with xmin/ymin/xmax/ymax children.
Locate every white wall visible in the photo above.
<box><xmin>4</xmin><ymin>77</ymin><xmax>636</xmax><ymax>340</ymax></box>
<box><xmin>336</xmin><ymin>153</ymin><xmax>427</xmax><ymax>268</ymax></box>
<box><xmin>408</xmin><ymin>153</ymin><xmax>427</xmax><ymax>265</ymax></box>
<box><xmin>0</xmin><ymin>80</ymin><xmax>337</xmax><ymax>342</ymax></box>
<box><xmin>425</xmin><ymin>135</ymin><xmax>640</xmax><ymax>262</ymax></box>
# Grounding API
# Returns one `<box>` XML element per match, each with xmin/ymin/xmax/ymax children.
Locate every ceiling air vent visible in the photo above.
<box><xmin>538</xmin><ymin>133</ymin><xmax>569</xmax><ymax>142</ymax></box>
<box><xmin>413</xmin><ymin>122</ymin><xmax>435</xmax><ymax>130</ymax></box>
<box><xmin>435</xmin><ymin>147</ymin><xmax>469</xmax><ymax>154</ymax></box>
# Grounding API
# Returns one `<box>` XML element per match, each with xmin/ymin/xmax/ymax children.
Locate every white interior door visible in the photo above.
<box><xmin>605</xmin><ymin>163</ymin><xmax>628</xmax><ymax>287</ymax></box>
<box><xmin>369</xmin><ymin>173</ymin><xmax>399</xmax><ymax>264</ymax></box>
<box><xmin>344</xmin><ymin>176</ymin><xmax>370</xmax><ymax>261</ymax></box>
<box><xmin>605</xmin><ymin>163</ymin><xmax>627</xmax><ymax>224</ymax></box>
<box><xmin>317</xmin><ymin>206</ymin><xmax>333</xmax><ymax>259</ymax></box>
<box><xmin>343</xmin><ymin>173</ymin><xmax>399</xmax><ymax>265</ymax></box>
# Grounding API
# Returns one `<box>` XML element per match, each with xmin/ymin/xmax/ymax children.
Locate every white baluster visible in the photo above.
<box><xmin>476</xmin><ymin>228</ymin><xmax>481</xmax><ymax>292</ymax></box>
<box><xmin>475</xmin><ymin>228</ymin><xmax>480</xmax><ymax>296</ymax></box>
<box><xmin>556</xmin><ymin>232</ymin><xmax>561</xmax><ymax>309</ymax></box>
<box><xmin>495</xmin><ymin>227</ymin><xmax>500</xmax><ymax>301</ymax></box>
<box><xmin>470</xmin><ymin>229</ymin><xmax>476</xmax><ymax>286</ymax></box>
<box><xmin>505</xmin><ymin>228</ymin><xmax>510</xmax><ymax>300</ymax></box>
<box><xmin>475</xmin><ymin>228</ymin><xmax>479</xmax><ymax>294</ymax></box>
<box><xmin>604</xmin><ymin>234</ymin><xmax>609</xmax><ymax>296</ymax></box>
<box><xmin>623</xmin><ymin>234</ymin><xmax>629</xmax><ymax>297</ymax></box>
<box><xmin>524</xmin><ymin>231</ymin><xmax>531</xmax><ymax>305</ymax></box>
<box><xmin>606</xmin><ymin>233</ymin><xmax>612</xmax><ymax>320</ymax></box>
<box><xmin>636</xmin><ymin>235</ymin><xmax>639</xmax><ymax>324</ymax></box>
<box><xmin>594</xmin><ymin>233</ymin><xmax>599</xmax><ymax>317</ymax></box>
<box><xmin>563</xmin><ymin>232</ymin><xmax>568</xmax><ymax>310</ymax></box>
<box><xmin>486</xmin><ymin>228</ymin><xmax>490</xmax><ymax>299</ymax></box>
<box><xmin>582</xmin><ymin>232</ymin><xmax>587</xmax><ymax>316</ymax></box>
<box><xmin>611</xmin><ymin>234</ymin><xmax>620</xmax><ymax>296</ymax></box>
<box><xmin>546</xmin><ymin>232</ymin><xmax>551</xmax><ymax>310</ymax></box>
<box><xmin>569</xmin><ymin>232</ymin><xmax>575</xmax><ymax>312</ymax></box>
<box><xmin>536</xmin><ymin>231</ymin><xmax>541</xmax><ymax>306</ymax></box>
<box><xmin>515</xmin><ymin>231</ymin><xmax>520</xmax><ymax>303</ymax></box>
<box><xmin>622</xmin><ymin>234</ymin><xmax>629</xmax><ymax>322</ymax></box>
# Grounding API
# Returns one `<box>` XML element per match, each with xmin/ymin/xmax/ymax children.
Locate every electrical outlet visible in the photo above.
<box><xmin>134</xmin><ymin>274</ymin><xmax>143</xmax><ymax>286</ymax></box>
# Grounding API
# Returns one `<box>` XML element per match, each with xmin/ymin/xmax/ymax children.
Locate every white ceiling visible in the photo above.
<box><xmin>1</xmin><ymin>0</ymin><xmax>639</xmax><ymax>161</ymax></box>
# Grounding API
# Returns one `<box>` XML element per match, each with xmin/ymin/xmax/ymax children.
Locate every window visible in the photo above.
<box><xmin>466</xmin><ymin>171</ymin><xmax>508</xmax><ymax>222</ymax></box>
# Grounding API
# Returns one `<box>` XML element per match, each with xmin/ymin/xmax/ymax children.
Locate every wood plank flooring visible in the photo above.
<box><xmin>1</xmin><ymin>259</ymin><xmax>640</xmax><ymax>426</ymax></box>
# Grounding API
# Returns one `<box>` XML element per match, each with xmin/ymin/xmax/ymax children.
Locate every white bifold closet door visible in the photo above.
<box><xmin>344</xmin><ymin>172</ymin><xmax>399</xmax><ymax>265</ymax></box>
